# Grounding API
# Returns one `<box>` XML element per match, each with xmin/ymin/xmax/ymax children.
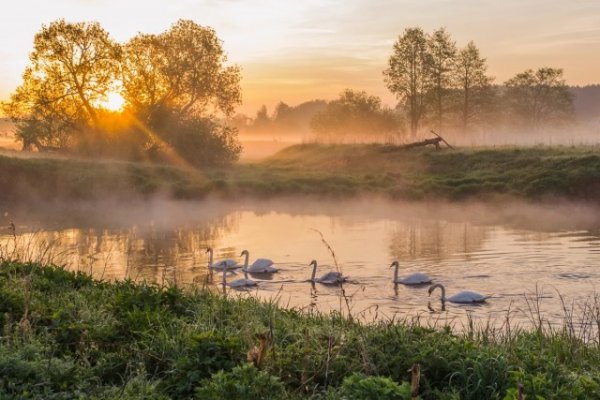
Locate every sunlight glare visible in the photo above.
<box><xmin>103</xmin><ymin>91</ymin><xmax>126</xmax><ymax>111</ymax></box>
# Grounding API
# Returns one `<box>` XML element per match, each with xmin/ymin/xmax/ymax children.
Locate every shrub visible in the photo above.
<box><xmin>196</xmin><ymin>364</ymin><xmax>287</xmax><ymax>400</ymax></box>
<box><xmin>334</xmin><ymin>373</ymin><xmax>411</xmax><ymax>400</ymax></box>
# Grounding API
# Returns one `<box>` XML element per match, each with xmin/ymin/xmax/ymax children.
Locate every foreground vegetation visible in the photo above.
<box><xmin>0</xmin><ymin>261</ymin><xmax>599</xmax><ymax>399</ymax></box>
<box><xmin>1</xmin><ymin>144</ymin><xmax>599</xmax><ymax>203</ymax></box>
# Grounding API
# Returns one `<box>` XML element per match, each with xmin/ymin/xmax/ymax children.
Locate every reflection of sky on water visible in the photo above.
<box><xmin>1</xmin><ymin>199</ymin><xmax>599</xmax><ymax>331</ymax></box>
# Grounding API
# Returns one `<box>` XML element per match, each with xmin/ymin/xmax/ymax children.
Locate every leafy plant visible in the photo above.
<box><xmin>196</xmin><ymin>364</ymin><xmax>287</xmax><ymax>400</ymax></box>
<box><xmin>333</xmin><ymin>373</ymin><xmax>411</xmax><ymax>400</ymax></box>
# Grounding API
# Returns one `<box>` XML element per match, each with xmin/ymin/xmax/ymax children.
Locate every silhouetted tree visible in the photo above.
<box><xmin>3</xmin><ymin>20</ymin><xmax>121</xmax><ymax>150</ymax></box>
<box><xmin>503</xmin><ymin>67</ymin><xmax>574</xmax><ymax>130</ymax></box>
<box><xmin>427</xmin><ymin>28</ymin><xmax>457</xmax><ymax>130</ymax></box>
<box><xmin>310</xmin><ymin>89</ymin><xmax>401</xmax><ymax>141</ymax></box>
<box><xmin>384</xmin><ymin>28</ymin><xmax>433</xmax><ymax>137</ymax></box>
<box><xmin>120</xmin><ymin>19</ymin><xmax>242</xmax><ymax>165</ymax></box>
<box><xmin>122</xmin><ymin>19</ymin><xmax>241</xmax><ymax>124</ymax></box>
<box><xmin>252</xmin><ymin>105</ymin><xmax>271</xmax><ymax>129</ymax></box>
<box><xmin>452</xmin><ymin>41</ymin><xmax>494</xmax><ymax>132</ymax></box>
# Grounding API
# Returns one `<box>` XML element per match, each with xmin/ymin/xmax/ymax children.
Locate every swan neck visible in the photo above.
<box><xmin>244</xmin><ymin>252</ymin><xmax>249</xmax><ymax>268</ymax></box>
<box><xmin>436</xmin><ymin>284</ymin><xmax>446</xmax><ymax>300</ymax></box>
<box><xmin>393</xmin><ymin>263</ymin><xmax>399</xmax><ymax>282</ymax></box>
<box><xmin>311</xmin><ymin>262</ymin><xmax>317</xmax><ymax>281</ymax></box>
<box><xmin>208</xmin><ymin>249</ymin><xmax>213</xmax><ymax>267</ymax></box>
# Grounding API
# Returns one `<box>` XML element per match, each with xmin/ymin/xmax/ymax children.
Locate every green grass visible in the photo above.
<box><xmin>0</xmin><ymin>261</ymin><xmax>599</xmax><ymax>399</ymax></box>
<box><xmin>1</xmin><ymin>144</ymin><xmax>599</xmax><ymax>201</ymax></box>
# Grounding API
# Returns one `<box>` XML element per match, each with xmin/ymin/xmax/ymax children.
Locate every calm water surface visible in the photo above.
<box><xmin>2</xmin><ymin>199</ymin><xmax>599</xmax><ymax>331</ymax></box>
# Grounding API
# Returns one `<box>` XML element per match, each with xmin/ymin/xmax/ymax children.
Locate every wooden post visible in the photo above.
<box><xmin>408</xmin><ymin>363</ymin><xmax>420</xmax><ymax>399</ymax></box>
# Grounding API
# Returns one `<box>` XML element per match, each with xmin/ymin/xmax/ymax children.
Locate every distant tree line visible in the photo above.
<box><xmin>240</xmin><ymin>27</ymin><xmax>576</xmax><ymax>141</ymax></box>
<box><xmin>2</xmin><ymin>19</ymin><xmax>242</xmax><ymax>166</ymax></box>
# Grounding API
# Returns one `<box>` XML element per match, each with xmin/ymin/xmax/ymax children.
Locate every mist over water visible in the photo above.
<box><xmin>2</xmin><ymin>197</ymin><xmax>600</xmax><ymax>330</ymax></box>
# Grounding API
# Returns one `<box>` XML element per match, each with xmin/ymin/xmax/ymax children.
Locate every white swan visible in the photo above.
<box><xmin>241</xmin><ymin>250</ymin><xmax>278</xmax><ymax>273</ymax></box>
<box><xmin>222</xmin><ymin>267</ymin><xmax>257</xmax><ymax>288</ymax></box>
<box><xmin>309</xmin><ymin>260</ymin><xmax>347</xmax><ymax>284</ymax></box>
<box><xmin>206</xmin><ymin>247</ymin><xmax>239</xmax><ymax>271</ymax></box>
<box><xmin>428</xmin><ymin>283</ymin><xmax>489</xmax><ymax>304</ymax></box>
<box><xmin>390</xmin><ymin>261</ymin><xmax>432</xmax><ymax>285</ymax></box>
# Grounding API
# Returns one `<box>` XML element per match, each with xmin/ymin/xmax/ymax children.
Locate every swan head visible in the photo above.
<box><xmin>309</xmin><ymin>260</ymin><xmax>317</xmax><ymax>267</ymax></box>
<box><xmin>389</xmin><ymin>261</ymin><xmax>399</xmax><ymax>268</ymax></box>
<box><xmin>206</xmin><ymin>247</ymin><xmax>212</xmax><ymax>253</ymax></box>
<box><xmin>428</xmin><ymin>283</ymin><xmax>445</xmax><ymax>297</ymax></box>
<box><xmin>240</xmin><ymin>250</ymin><xmax>249</xmax><ymax>257</ymax></box>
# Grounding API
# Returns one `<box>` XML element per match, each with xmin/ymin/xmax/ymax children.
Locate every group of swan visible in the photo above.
<box><xmin>207</xmin><ymin>248</ymin><xmax>489</xmax><ymax>303</ymax></box>
<box><xmin>207</xmin><ymin>247</ymin><xmax>278</xmax><ymax>288</ymax></box>
<box><xmin>390</xmin><ymin>261</ymin><xmax>488</xmax><ymax>304</ymax></box>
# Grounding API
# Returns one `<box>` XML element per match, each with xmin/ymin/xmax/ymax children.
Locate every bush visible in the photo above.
<box><xmin>163</xmin><ymin>331</ymin><xmax>245</xmax><ymax>398</ymax></box>
<box><xmin>334</xmin><ymin>373</ymin><xmax>411</xmax><ymax>400</ymax></box>
<box><xmin>196</xmin><ymin>364</ymin><xmax>287</xmax><ymax>400</ymax></box>
<box><xmin>165</xmin><ymin>117</ymin><xmax>241</xmax><ymax>167</ymax></box>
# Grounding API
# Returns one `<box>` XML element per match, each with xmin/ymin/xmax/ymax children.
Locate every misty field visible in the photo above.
<box><xmin>1</xmin><ymin>144</ymin><xmax>599</xmax><ymax>203</ymax></box>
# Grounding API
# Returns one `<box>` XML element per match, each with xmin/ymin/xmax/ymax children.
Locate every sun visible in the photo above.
<box><xmin>102</xmin><ymin>91</ymin><xmax>126</xmax><ymax>111</ymax></box>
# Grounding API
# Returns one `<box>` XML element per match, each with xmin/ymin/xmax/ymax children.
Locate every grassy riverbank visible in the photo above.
<box><xmin>1</xmin><ymin>144</ymin><xmax>599</xmax><ymax>202</ymax></box>
<box><xmin>1</xmin><ymin>261</ymin><xmax>599</xmax><ymax>399</ymax></box>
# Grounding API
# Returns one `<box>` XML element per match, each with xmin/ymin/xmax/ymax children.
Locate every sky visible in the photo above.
<box><xmin>0</xmin><ymin>0</ymin><xmax>599</xmax><ymax>115</ymax></box>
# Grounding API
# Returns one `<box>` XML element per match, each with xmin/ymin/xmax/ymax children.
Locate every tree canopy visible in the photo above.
<box><xmin>310</xmin><ymin>89</ymin><xmax>401</xmax><ymax>141</ymax></box>
<box><xmin>503</xmin><ymin>67</ymin><xmax>574</xmax><ymax>130</ymax></box>
<box><xmin>4</xmin><ymin>20</ymin><xmax>121</xmax><ymax>149</ymax></box>
<box><xmin>384</xmin><ymin>27</ymin><xmax>432</xmax><ymax>137</ymax></box>
<box><xmin>122</xmin><ymin>20</ymin><xmax>241</xmax><ymax>125</ymax></box>
<box><xmin>3</xmin><ymin>19</ymin><xmax>242</xmax><ymax>166</ymax></box>
<box><xmin>383</xmin><ymin>27</ymin><xmax>497</xmax><ymax>136</ymax></box>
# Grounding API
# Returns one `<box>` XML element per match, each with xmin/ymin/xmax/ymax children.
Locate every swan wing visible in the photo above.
<box><xmin>246</xmin><ymin>259</ymin><xmax>278</xmax><ymax>273</ymax></box>
<box><xmin>212</xmin><ymin>259</ymin><xmax>240</xmax><ymax>271</ymax></box>
<box><xmin>246</xmin><ymin>265</ymin><xmax>278</xmax><ymax>273</ymax></box>
<box><xmin>317</xmin><ymin>271</ymin><xmax>346</xmax><ymax>284</ymax></box>
<box><xmin>447</xmin><ymin>291</ymin><xmax>487</xmax><ymax>303</ymax></box>
<box><xmin>398</xmin><ymin>273</ymin><xmax>432</xmax><ymax>285</ymax></box>
<box><xmin>227</xmin><ymin>278</ymin><xmax>257</xmax><ymax>288</ymax></box>
<box><xmin>251</xmin><ymin>258</ymin><xmax>274</xmax><ymax>268</ymax></box>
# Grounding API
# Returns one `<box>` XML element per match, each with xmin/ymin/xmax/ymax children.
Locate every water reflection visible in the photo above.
<box><xmin>0</xmin><ymin>199</ymin><xmax>599</xmax><ymax>332</ymax></box>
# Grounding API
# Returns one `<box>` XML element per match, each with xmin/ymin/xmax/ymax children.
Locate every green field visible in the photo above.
<box><xmin>1</xmin><ymin>144</ymin><xmax>599</xmax><ymax>202</ymax></box>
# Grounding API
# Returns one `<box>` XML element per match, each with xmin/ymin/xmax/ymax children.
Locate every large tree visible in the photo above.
<box><xmin>427</xmin><ymin>28</ymin><xmax>457</xmax><ymax>130</ymax></box>
<box><xmin>452</xmin><ymin>41</ymin><xmax>493</xmax><ymax>132</ymax></box>
<box><xmin>3</xmin><ymin>20</ymin><xmax>121</xmax><ymax>149</ymax></box>
<box><xmin>503</xmin><ymin>67</ymin><xmax>574</xmax><ymax>130</ymax></box>
<box><xmin>120</xmin><ymin>20</ymin><xmax>243</xmax><ymax>166</ymax></box>
<box><xmin>384</xmin><ymin>27</ymin><xmax>433</xmax><ymax>137</ymax></box>
<box><xmin>122</xmin><ymin>19</ymin><xmax>241</xmax><ymax>126</ymax></box>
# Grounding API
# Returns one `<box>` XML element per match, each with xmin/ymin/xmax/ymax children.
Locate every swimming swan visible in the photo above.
<box><xmin>309</xmin><ymin>260</ymin><xmax>347</xmax><ymax>284</ymax></box>
<box><xmin>390</xmin><ymin>261</ymin><xmax>432</xmax><ymax>285</ymax></box>
<box><xmin>428</xmin><ymin>283</ymin><xmax>489</xmax><ymax>304</ymax></box>
<box><xmin>206</xmin><ymin>247</ymin><xmax>239</xmax><ymax>271</ymax></box>
<box><xmin>241</xmin><ymin>250</ymin><xmax>278</xmax><ymax>273</ymax></box>
<box><xmin>222</xmin><ymin>267</ymin><xmax>257</xmax><ymax>288</ymax></box>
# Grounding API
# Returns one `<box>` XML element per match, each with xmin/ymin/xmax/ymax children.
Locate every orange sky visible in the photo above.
<box><xmin>1</xmin><ymin>0</ymin><xmax>599</xmax><ymax>116</ymax></box>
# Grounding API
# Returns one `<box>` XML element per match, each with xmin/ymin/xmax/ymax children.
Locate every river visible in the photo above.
<box><xmin>2</xmin><ymin>198</ymin><xmax>599</xmax><ymax>334</ymax></box>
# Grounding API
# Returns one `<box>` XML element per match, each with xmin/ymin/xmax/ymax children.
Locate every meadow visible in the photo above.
<box><xmin>1</xmin><ymin>144</ymin><xmax>599</xmax><ymax>203</ymax></box>
<box><xmin>1</xmin><ymin>260</ymin><xmax>599</xmax><ymax>399</ymax></box>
